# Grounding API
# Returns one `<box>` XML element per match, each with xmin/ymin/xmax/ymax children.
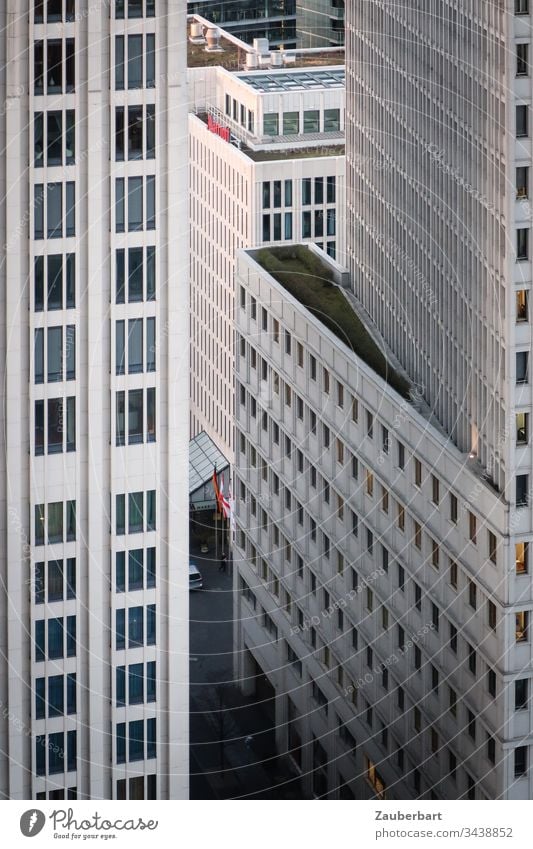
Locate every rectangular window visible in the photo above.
<box><xmin>263</xmin><ymin>113</ymin><xmax>279</xmax><ymax>135</ymax></box>
<box><xmin>303</xmin><ymin>110</ymin><xmax>320</xmax><ymax>133</ymax></box>
<box><xmin>516</xmin><ymin>474</ymin><xmax>529</xmax><ymax>506</ymax></box>
<box><xmin>517</xmin><ymin>227</ymin><xmax>529</xmax><ymax>260</ymax></box>
<box><xmin>516</xmin><ymin>351</ymin><xmax>529</xmax><ymax>383</ymax></box>
<box><xmin>516</xmin><ymin>541</ymin><xmax>529</xmax><ymax>574</ymax></box>
<box><xmin>517</xmin><ymin>104</ymin><xmax>529</xmax><ymax>137</ymax></box>
<box><xmin>517</xmin><ymin>165</ymin><xmax>529</xmax><ymax>198</ymax></box>
<box><xmin>517</xmin><ymin>43</ymin><xmax>529</xmax><ymax>76</ymax></box>
<box><xmin>282</xmin><ymin>111</ymin><xmax>299</xmax><ymax>134</ymax></box>
<box><xmin>517</xmin><ymin>290</ymin><xmax>529</xmax><ymax>321</ymax></box>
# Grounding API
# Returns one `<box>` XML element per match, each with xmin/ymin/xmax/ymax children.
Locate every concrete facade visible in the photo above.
<box><xmin>0</xmin><ymin>0</ymin><xmax>189</xmax><ymax>800</ymax></box>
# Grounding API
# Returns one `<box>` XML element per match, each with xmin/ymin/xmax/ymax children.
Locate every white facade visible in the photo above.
<box><xmin>234</xmin><ymin>245</ymin><xmax>533</xmax><ymax>800</ymax></box>
<box><xmin>189</xmin><ymin>55</ymin><xmax>345</xmax><ymax>458</ymax></box>
<box><xmin>0</xmin><ymin>0</ymin><xmax>188</xmax><ymax>801</ymax></box>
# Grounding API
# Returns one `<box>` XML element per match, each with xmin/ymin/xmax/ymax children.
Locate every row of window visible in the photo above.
<box><xmin>35</xmin><ymin>396</ymin><xmax>76</xmax><ymax>455</ymax></box>
<box><xmin>35</xmin><ymin>615</ymin><xmax>76</xmax><ymax>661</ymax></box>
<box><xmin>35</xmin><ymin>325</ymin><xmax>75</xmax><ymax>383</ymax></box>
<box><xmin>35</xmin><ymin>557</ymin><xmax>76</xmax><ymax>603</ymax></box>
<box><xmin>116</xmin><ymin>718</ymin><xmax>156</xmax><ymax>763</ymax></box>
<box><xmin>35</xmin><ymin>730</ymin><xmax>76</xmax><ymax>776</ymax></box>
<box><xmin>116</xmin><ymin>604</ymin><xmax>156</xmax><ymax>649</ymax></box>
<box><xmin>34</xmin><ymin>182</ymin><xmax>75</xmax><ymax>240</ymax></box>
<box><xmin>116</xmin><ymin>547</ymin><xmax>156</xmax><ymax>592</ymax></box>
<box><xmin>116</xmin><ymin>387</ymin><xmax>156</xmax><ymax>446</ymax></box>
<box><xmin>115</xmin><ymin>105</ymin><xmax>156</xmax><ymax>161</ymax></box>
<box><xmin>115</xmin><ymin>176</ymin><xmax>156</xmax><ymax>232</ymax></box>
<box><xmin>34</xmin><ymin>254</ymin><xmax>75</xmax><ymax>311</ymax></box>
<box><xmin>263</xmin><ymin>108</ymin><xmax>341</xmax><ymax>137</ymax></box>
<box><xmin>34</xmin><ymin>500</ymin><xmax>76</xmax><ymax>546</ymax></box>
<box><xmin>116</xmin><ymin>661</ymin><xmax>156</xmax><ymax>705</ymax></box>
<box><xmin>116</xmin><ymin>490</ymin><xmax>156</xmax><ymax>534</ymax></box>
<box><xmin>35</xmin><ymin>673</ymin><xmax>76</xmax><ymax>719</ymax></box>
<box><xmin>116</xmin><ymin>317</ymin><xmax>156</xmax><ymax>374</ymax></box>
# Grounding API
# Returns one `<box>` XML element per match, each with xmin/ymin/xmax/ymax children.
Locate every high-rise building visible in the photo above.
<box><xmin>188</xmin><ymin>1</ymin><xmax>297</xmax><ymax>49</ymax></box>
<box><xmin>188</xmin><ymin>18</ymin><xmax>345</xmax><ymax>458</ymax></box>
<box><xmin>296</xmin><ymin>0</ymin><xmax>345</xmax><ymax>48</ymax></box>
<box><xmin>0</xmin><ymin>0</ymin><xmax>188</xmax><ymax>800</ymax></box>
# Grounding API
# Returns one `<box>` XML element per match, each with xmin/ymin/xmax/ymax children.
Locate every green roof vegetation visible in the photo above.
<box><xmin>255</xmin><ymin>245</ymin><xmax>411</xmax><ymax>399</ymax></box>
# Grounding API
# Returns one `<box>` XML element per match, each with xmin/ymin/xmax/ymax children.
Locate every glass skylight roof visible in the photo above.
<box><xmin>238</xmin><ymin>68</ymin><xmax>345</xmax><ymax>92</ymax></box>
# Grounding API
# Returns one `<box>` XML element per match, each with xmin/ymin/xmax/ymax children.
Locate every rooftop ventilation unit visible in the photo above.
<box><xmin>205</xmin><ymin>26</ymin><xmax>224</xmax><ymax>53</ymax></box>
<box><xmin>270</xmin><ymin>51</ymin><xmax>282</xmax><ymax>67</ymax></box>
<box><xmin>245</xmin><ymin>52</ymin><xmax>259</xmax><ymax>69</ymax></box>
<box><xmin>189</xmin><ymin>21</ymin><xmax>205</xmax><ymax>44</ymax></box>
<box><xmin>253</xmin><ymin>38</ymin><xmax>270</xmax><ymax>55</ymax></box>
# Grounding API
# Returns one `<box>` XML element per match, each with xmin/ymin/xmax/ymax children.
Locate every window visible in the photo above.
<box><xmin>34</xmin><ymin>500</ymin><xmax>76</xmax><ymax>546</ymax></box>
<box><xmin>516</xmin><ymin>610</ymin><xmax>529</xmax><ymax>642</ymax></box>
<box><xmin>468</xmin><ymin>580</ymin><xmax>477</xmax><ymax>610</ymax></box>
<box><xmin>431</xmin><ymin>603</ymin><xmax>440</xmax><ymax>632</ymax></box>
<box><xmin>467</xmin><ymin>710</ymin><xmax>476</xmax><ymax>740</ymax></box>
<box><xmin>115</xmin><ymin>33</ymin><xmax>155</xmax><ymax>89</ymax></box>
<box><xmin>327</xmin><ymin>175</ymin><xmax>336</xmax><ymax>204</ymax></box>
<box><xmin>468</xmin><ymin>644</ymin><xmax>477</xmax><ymax>674</ymax></box>
<box><xmin>283</xmin><ymin>112</ymin><xmax>300</xmax><ymax>136</ymax></box>
<box><xmin>488</xmin><ymin>668</ymin><xmax>496</xmax><ymax>697</ymax></box>
<box><xmin>397</xmin><ymin>503</ymin><xmax>405</xmax><ymax>531</ymax></box>
<box><xmin>468</xmin><ymin>511</ymin><xmax>477</xmax><ymax>544</ymax></box>
<box><xmin>34</xmin><ymin>38</ymin><xmax>75</xmax><ymax>95</ymax></box>
<box><xmin>431</xmin><ymin>539</ymin><xmax>439</xmax><ymax>569</ymax></box>
<box><xmin>34</xmin><ymin>182</ymin><xmax>75</xmax><ymax>239</ymax></box>
<box><xmin>515</xmin><ymin>746</ymin><xmax>528</xmax><ymax>777</ymax></box>
<box><xmin>303</xmin><ymin>110</ymin><xmax>320</xmax><ymax>133</ymax></box>
<box><xmin>517</xmin><ymin>227</ymin><xmax>529</xmax><ymax>260</ymax></box>
<box><xmin>449</xmin><ymin>623</ymin><xmax>458</xmax><ymax>654</ymax></box>
<box><xmin>115</xmin><ymin>104</ymin><xmax>155</xmax><ymax>160</ymax></box>
<box><xmin>488</xmin><ymin>530</ymin><xmax>498</xmax><ymax>564</ymax></box>
<box><xmin>517</xmin><ymin>351</ymin><xmax>529</xmax><ymax>383</ymax></box>
<box><xmin>517</xmin><ymin>104</ymin><xmax>529</xmax><ymax>137</ymax></box>
<box><xmin>517</xmin><ymin>165</ymin><xmax>529</xmax><ymax>198</ymax></box>
<box><xmin>516</xmin><ymin>412</ymin><xmax>529</xmax><ymax>446</ymax></box>
<box><xmin>302</xmin><ymin>177</ymin><xmax>311</xmax><ymax>206</ymax></box>
<box><xmin>488</xmin><ymin>600</ymin><xmax>497</xmax><ymax>631</ymax></box>
<box><xmin>34</xmin><ymin>110</ymin><xmax>75</xmax><ymax>167</ymax></box>
<box><xmin>431</xmin><ymin>475</ymin><xmax>439</xmax><ymax>505</ymax></box>
<box><xmin>516</xmin><ymin>541</ymin><xmax>529</xmax><ymax>574</ymax></box>
<box><xmin>517</xmin><ymin>43</ymin><xmax>529</xmax><ymax>76</ymax></box>
<box><xmin>35</xmin><ymin>0</ymin><xmax>76</xmax><ymax>23</ymax></box>
<box><xmin>414</xmin><ymin>457</ymin><xmax>422</xmax><ymax>486</ymax></box>
<box><xmin>116</xmin><ymin>246</ymin><xmax>155</xmax><ymax>303</ymax></box>
<box><xmin>515</xmin><ymin>679</ymin><xmax>528</xmax><ymax>710</ymax></box>
<box><xmin>115</xmin><ymin>176</ymin><xmax>155</xmax><ymax>232</ymax></box>
<box><xmin>449</xmin><ymin>560</ymin><xmax>458</xmax><ymax>589</ymax></box>
<box><xmin>516</xmin><ymin>0</ymin><xmax>530</xmax><ymax>14</ymax></box>
<box><xmin>397</xmin><ymin>440</ymin><xmax>405</xmax><ymax>469</ymax></box>
<box><xmin>516</xmin><ymin>474</ymin><xmax>529</xmax><ymax>506</ymax></box>
<box><xmin>449</xmin><ymin>493</ymin><xmax>458</xmax><ymax>523</ymax></box>
<box><xmin>517</xmin><ymin>290</ymin><xmax>529</xmax><ymax>322</ymax></box>
<box><xmin>263</xmin><ymin>113</ymin><xmax>279</xmax><ymax>135</ymax></box>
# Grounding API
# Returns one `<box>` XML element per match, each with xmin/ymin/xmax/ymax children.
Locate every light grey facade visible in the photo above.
<box><xmin>0</xmin><ymin>0</ymin><xmax>189</xmax><ymax>800</ymax></box>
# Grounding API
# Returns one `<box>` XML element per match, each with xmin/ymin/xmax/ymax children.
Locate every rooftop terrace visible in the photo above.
<box><xmin>253</xmin><ymin>246</ymin><xmax>411</xmax><ymax>399</ymax></box>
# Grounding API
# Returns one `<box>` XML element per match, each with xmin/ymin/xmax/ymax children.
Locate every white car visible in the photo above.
<box><xmin>189</xmin><ymin>563</ymin><xmax>203</xmax><ymax>590</ymax></box>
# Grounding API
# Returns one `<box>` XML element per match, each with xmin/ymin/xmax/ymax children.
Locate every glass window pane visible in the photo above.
<box><xmin>129</xmin><ymin>492</ymin><xmax>143</xmax><ymax>533</ymax></box>
<box><xmin>116</xmin><ymin>0</ymin><xmax>125</xmax><ymax>19</ymax></box>
<box><xmin>147</xmin><ymin>104</ymin><xmax>155</xmax><ymax>158</ymax></box>
<box><xmin>115</xmin><ymin>35</ymin><xmax>124</xmax><ymax>89</ymax></box>
<box><xmin>303</xmin><ymin>110</ymin><xmax>320</xmax><ymax>133</ymax></box>
<box><xmin>284</xmin><ymin>212</ymin><xmax>293</xmax><ymax>240</ymax></box>
<box><xmin>147</xmin><ymin>491</ymin><xmax>156</xmax><ymax>530</ymax></box>
<box><xmin>116</xmin><ymin>320</ymin><xmax>125</xmax><ymax>374</ymax></box>
<box><xmin>283</xmin><ymin>111</ymin><xmax>299</xmax><ymax>134</ymax></box>
<box><xmin>128</xmin><ymin>34</ymin><xmax>143</xmax><ymax>89</ymax></box>
<box><xmin>66</xmin><ymin>325</ymin><xmax>75</xmax><ymax>379</ymax></box>
<box><xmin>128</xmin><ymin>606</ymin><xmax>144</xmax><ymax>648</ymax></box>
<box><xmin>146</xmin><ymin>547</ymin><xmax>156</xmax><ymax>588</ymax></box>
<box><xmin>35</xmin><ymin>256</ymin><xmax>44</xmax><ymax>310</ymax></box>
<box><xmin>66</xmin><ymin>500</ymin><xmax>76</xmax><ymax>541</ymax></box>
<box><xmin>48</xmin><ymin>618</ymin><xmax>64</xmax><ymax>659</ymax></box>
<box><xmin>285</xmin><ymin>179</ymin><xmax>292</xmax><ymax>205</ymax></box>
<box><xmin>116</xmin><ymin>609</ymin><xmax>125</xmax><ymax>649</ymax></box>
<box><xmin>36</xmin><ymin>677</ymin><xmax>46</xmax><ymax>719</ymax></box>
<box><xmin>128</xmin><ymin>318</ymin><xmax>143</xmax><ymax>373</ymax></box>
<box><xmin>147</xmin><ymin>0</ymin><xmax>155</xmax><ymax>16</ymax></box>
<box><xmin>129</xmin><ymin>719</ymin><xmax>144</xmax><ymax>761</ymax></box>
<box><xmin>48</xmin><ymin>559</ymin><xmax>63</xmax><ymax>601</ymax></box>
<box><xmin>115</xmin><ymin>106</ymin><xmax>124</xmax><ymax>161</ymax></box>
<box><xmin>65</xmin><ymin>39</ymin><xmax>75</xmax><ymax>91</ymax></box>
<box><xmin>48</xmin><ymin>501</ymin><xmax>63</xmax><ymax>543</ymax></box>
<box><xmin>36</xmin><ymin>735</ymin><xmax>46</xmax><ymax>775</ymax></box>
<box><xmin>47</xmin><ymin>111</ymin><xmax>62</xmax><ymax>165</ymax></box>
<box><xmin>49</xmin><ymin>732</ymin><xmax>65</xmax><ymax>773</ymax></box>
<box><xmin>35</xmin><ymin>504</ymin><xmax>45</xmax><ymax>546</ymax></box>
<box><xmin>47</xmin><ymin>40</ymin><xmax>62</xmax><ymax>93</ymax></box>
<box><xmin>47</xmin><ymin>326</ymin><xmax>62</xmax><ymax>381</ymax></box>
<box><xmin>128</xmin><ymin>389</ymin><xmax>143</xmax><ymax>444</ymax></box>
<box><xmin>67</xmin><ymin>673</ymin><xmax>76</xmax><ymax>714</ymax></box>
<box><xmin>128</xmin><ymin>549</ymin><xmax>143</xmax><ymax>590</ymax></box>
<box><xmin>35</xmin><ymin>328</ymin><xmax>44</xmax><ymax>383</ymax></box>
<box><xmin>65</xmin><ymin>181</ymin><xmax>75</xmax><ymax>236</ymax></box>
<box><xmin>66</xmin><ymin>557</ymin><xmax>76</xmax><ymax>599</ymax></box>
<box><xmin>47</xmin><ymin>182</ymin><xmax>62</xmax><ymax>238</ymax></box>
<box><xmin>66</xmin><ymin>396</ymin><xmax>76</xmax><ymax>451</ymax></box>
<box><xmin>146</xmin><ymin>34</ymin><xmax>155</xmax><ymax>87</ymax></box>
<box><xmin>47</xmin><ymin>255</ymin><xmax>63</xmax><ymax>309</ymax></box>
<box><xmin>129</xmin><ymin>0</ymin><xmax>143</xmax><ymax>17</ymax></box>
<box><xmin>129</xmin><ymin>663</ymin><xmax>144</xmax><ymax>704</ymax></box>
<box><xmin>116</xmin><ymin>666</ymin><xmax>125</xmax><ymax>706</ymax></box>
<box><xmin>324</xmin><ymin>108</ymin><xmax>340</xmax><ymax>132</ymax></box>
<box><xmin>35</xmin><ymin>2</ymin><xmax>44</xmax><ymax>24</ymax></box>
<box><xmin>35</xmin><ymin>562</ymin><xmax>45</xmax><ymax>604</ymax></box>
<box><xmin>116</xmin><ymin>249</ymin><xmax>125</xmax><ymax>303</ymax></box>
<box><xmin>263</xmin><ymin>113</ymin><xmax>279</xmax><ymax>135</ymax></box>
<box><xmin>147</xmin><ymin>387</ymin><xmax>156</xmax><ymax>442</ymax></box>
<box><xmin>34</xmin><ymin>184</ymin><xmax>44</xmax><ymax>239</ymax></box>
<box><xmin>128</xmin><ymin>176</ymin><xmax>143</xmax><ymax>231</ymax></box>
<box><xmin>116</xmin><ymin>551</ymin><xmax>126</xmax><ymax>592</ymax></box>
<box><xmin>34</xmin><ymin>41</ymin><xmax>44</xmax><ymax>94</ymax></box>
<box><xmin>35</xmin><ymin>400</ymin><xmax>44</xmax><ymax>455</ymax></box>
<box><xmin>146</xmin><ymin>317</ymin><xmax>155</xmax><ymax>371</ymax></box>
<box><xmin>116</xmin><ymin>177</ymin><xmax>125</xmax><ymax>232</ymax></box>
<box><xmin>147</xmin><ymin>661</ymin><xmax>156</xmax><ymax>701</ymax></box>
<box><xmin>147</xmin><ymin>246</ymin><xmax>156</xmax><ymax>300</ymax></box>
<box><xmin>34</xmin><ymin>112</ymin><xmax>44</xmax><ymax>166</ymax></box>
<box><xmin>128</xmin><ymin>106</ymin><xmax>143</xmax><ymax>159</ymax></box>
<box><xmin>116</xmin><ymin>494</ymin><xmax>126</xmax><ymax>535</ymax></box>
<box><xmin>117</xmin><ymin>722</ymin><xmax>126</xmax><ymax>763</ymax></box>
<box><xmin>116</xmin><ymin>390</ymin><xmax>125</xmax><ymax>446</ymax></box>
<box><xmin>147</xmin><ymin>603</ymin><xmax>156</xmax><ymax>644</ymax></box>
<box><xmin>67</xmin><ymin>730</ymin><xmax>76</xmax><ymax>772</ymax></box>
<box><xmin>146</xmin><ymin>175</ymin><xmax>155</xmax><ymax>229</ymax></box>
<box><xmin>147</xmin><ymin>717</ymin><xmax>156</xmax><ymax>758</ymax></box>
<box><xmin>66</xmin><ymin>615</ymin><xmax>76</xmax><ymax>656</ymax></box>
<box><xmin>35</xmin><ymin>620</ymin><xmax>45</xmax><ymax>661</ymax></box>
<box><xmin>48</xmin><ymin>674</ymin><xmax>64</xmax><ymax>717</ymax></box>
<box><xmin>66</xmin><ymin>110</ymin><xmax>75</xmax><ymax>163</ymax></box>
<box><xmin>128</xmin><ymin>247</ymin><xmax>143</xmax><ymax>301</ymax></box>
<box><xmin>66</xmin><ymin>254</ymin><xmax>75</xmax><ymax>308</ymax></box>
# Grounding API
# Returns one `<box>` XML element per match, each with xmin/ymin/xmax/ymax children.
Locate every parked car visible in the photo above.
<box><xmin>189</xmin><ymin>562</ymin><xmax>203</xmax><ymax>590</ymax></box>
